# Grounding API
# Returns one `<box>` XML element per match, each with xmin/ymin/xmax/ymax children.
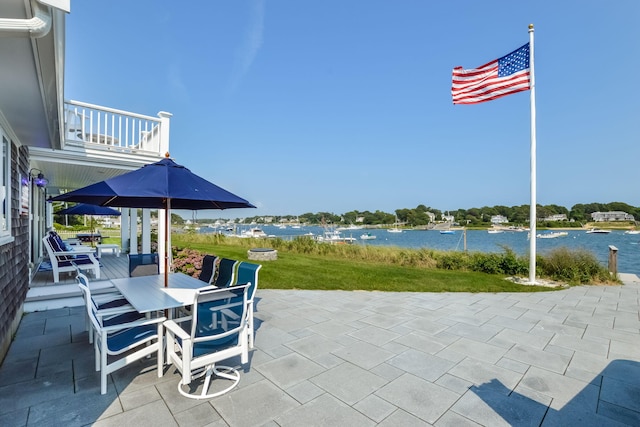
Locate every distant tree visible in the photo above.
<box><xmin>171</xmin><ymin>213</ymin><xmax>184</xmax><ymax>225</ymax></box>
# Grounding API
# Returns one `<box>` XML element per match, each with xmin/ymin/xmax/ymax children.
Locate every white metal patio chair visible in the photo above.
<box><xmin>78</xmin><ymin>280</ymin><xmax>165</xmax><ymax>395</ymax></box>
<box><xmin>42</xmin><ymin>232</ymin><xmax>100</xmax><ymax>283</ymax></box>
<box><xmin>212</xmin><ymin>258</ymin><xmax>238</xmax><ymax>288</ymax></box>
<box><xmin>230</xmin><ymin>262</ymin><xmax>262</xmax><ymax>348</ymax></box>
<box><xmin>75</xmin><ymin>272</ymin><xmax>140</xmax><ymax>344</ymax></box>
<box><xmin>198</xmin><ymin>255</ymin><xmax>219</xmax><ymax>284</ymax></box>
<box><xmin>164</xmin><ymin>283</ymin><xmax>250</xmax><ymax>399</ymax></box>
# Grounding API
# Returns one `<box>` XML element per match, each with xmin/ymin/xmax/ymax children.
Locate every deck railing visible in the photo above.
<box><xmin>63</xmin><ymin>100</ymin><xmax>170</xmax><ymax>155</ymax></box>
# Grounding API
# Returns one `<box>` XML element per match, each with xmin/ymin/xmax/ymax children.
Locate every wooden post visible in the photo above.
<box><xmin>464</xmin><ymin>228</ymin><xmax>467</xmax><ymax>252</ymax></box>
<box><xmin>608</xmin><ymin>245</ymin><xmax>618</xmax><ymax>277</ymax></box>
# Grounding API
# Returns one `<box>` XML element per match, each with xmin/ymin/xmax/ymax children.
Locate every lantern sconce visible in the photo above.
<box><xmin>29</xmin><ymin>168</ymin><xmax>48</xmax><ymax>188</ymax></box>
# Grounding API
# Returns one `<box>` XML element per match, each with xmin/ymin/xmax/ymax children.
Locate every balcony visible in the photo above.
<box><xmin>29</xmin><ymin>101</ymin><xmax>172</xmax><ymax>197</ymax></box>
<box><xmin>64</xmin><ymin>100</ymin><xmax>170</xmax><ymax>156</ymax></box>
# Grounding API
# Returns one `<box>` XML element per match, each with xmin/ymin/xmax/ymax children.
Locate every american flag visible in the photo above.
<box><xmin>452</xmin><ymin>43</ymin><xmax>530</xmax><ymax>105</ymax></box>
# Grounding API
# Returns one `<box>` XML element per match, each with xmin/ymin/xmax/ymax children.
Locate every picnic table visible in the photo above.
<box><xmin>76</xmin><ymin>232</ymin><xmax>102</xmax><ymax>244</ymax></box>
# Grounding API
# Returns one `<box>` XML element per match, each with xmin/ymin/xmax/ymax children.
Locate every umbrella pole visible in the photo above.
<box><xmin>164</xmin><ymin>199</ymin><xmax>170</xmax><ymax>288</ymax></box>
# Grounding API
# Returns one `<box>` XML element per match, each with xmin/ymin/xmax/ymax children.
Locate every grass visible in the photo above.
<box><xmin>171</xmin><ymin>234</ymin><xmax>566</xmax><ymax>293</ymax></box>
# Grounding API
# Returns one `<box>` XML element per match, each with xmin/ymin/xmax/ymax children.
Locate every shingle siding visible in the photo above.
<box><xmin>0</xmin><ymin>143</ymin><xmax>30</xmax><ymax>362</ymax></box>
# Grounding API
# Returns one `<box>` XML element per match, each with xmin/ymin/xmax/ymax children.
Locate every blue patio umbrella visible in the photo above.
<box><xmin>57</xmin><ymin>203</ymin><xmax>121</xmax><ymax>216</ymax></box>
<box><xmin>49</xmin><ymin>156</ymin><xmax>255</xmax><ymax>286</ymax></box>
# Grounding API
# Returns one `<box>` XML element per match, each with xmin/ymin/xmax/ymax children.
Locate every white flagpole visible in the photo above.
<box><xmin>528</xmin><ymin>24</ymin><xmax>537</xmax><ymax>284</ymax></box>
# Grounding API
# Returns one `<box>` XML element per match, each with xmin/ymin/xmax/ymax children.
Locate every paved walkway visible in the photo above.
<box><xmin>2</xmin><ymin>274</ymin><xmax>640</xmax><ymax>426</ymax></box>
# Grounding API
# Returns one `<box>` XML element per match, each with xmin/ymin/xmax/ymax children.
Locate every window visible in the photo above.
<box><xmin>0</xmin><ymin>132</ymin><xmax>10</xmax><ymax>239</ymax></box>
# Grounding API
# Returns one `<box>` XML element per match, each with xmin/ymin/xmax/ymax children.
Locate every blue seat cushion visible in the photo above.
<box><xmin>59</xmin><ymin>257</ymin><xmax>95</xmax><ymax>268</ymax></box>
<box><xmin>96</xmin><ymin>297</ymin><xmax>129</xmax><ymax>310</ymax></box>
<box><xmin>106</xmin><ymin>325</ymin><xmax>157</xmax><ymax>353</ymax></box>
<box><xmin>102</xmin><ymin>311</ymin><xmax>144</xmax><ymax>327</ymax></box>
<box><xmin>193</xmin><ymin>336</ymin><xmax>237</xmax><ymax>357</ymax></box>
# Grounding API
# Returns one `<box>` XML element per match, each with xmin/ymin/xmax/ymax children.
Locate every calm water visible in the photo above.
<box><xmin>201</xmin><ymin>225</ymin><xmax>640</xmax><ymax>275</ymax></box>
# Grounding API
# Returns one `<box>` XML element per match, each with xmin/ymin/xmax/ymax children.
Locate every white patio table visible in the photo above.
<box><xmin>110</xmin><ymin>272</ymin><xmax>208</xmax><ymax>314</ymax></box>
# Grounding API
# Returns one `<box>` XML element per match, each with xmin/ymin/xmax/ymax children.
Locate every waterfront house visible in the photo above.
<box><xmin>542</xmin><ymin>214</ymin><xmax>568</xmax><ymax>222</ymax></box>
<box><xmin>591</xmin><ymin>211</ymin><xmax>635</xmax><ymax>222</ymax></box>
<box><xmin>490</xmin><ymin>214</ymin><xmax>508</xmax><ymax>224</ymax></box>
<box><xmin>0</xmin><ymin>0</ymin><xmax>171</xmax><ymax>362</ymax></box>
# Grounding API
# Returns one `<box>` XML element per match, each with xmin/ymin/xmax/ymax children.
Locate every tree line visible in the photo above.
<box><xmin>232</xmin><ymin>201</ymin><xmax>640</xmax><ymax>227</ymax></box>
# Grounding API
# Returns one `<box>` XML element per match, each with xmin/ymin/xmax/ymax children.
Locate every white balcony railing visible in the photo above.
<box><xmin>63</xmin><ymin>100</ymin><xmax>170</xmax><ymax>155</ymax></box>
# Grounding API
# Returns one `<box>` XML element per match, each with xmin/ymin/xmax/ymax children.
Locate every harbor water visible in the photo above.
<box><xmin>202</xmin><ymin>225</ymin><xmax>640</xmax><ymax>276</ymax></box>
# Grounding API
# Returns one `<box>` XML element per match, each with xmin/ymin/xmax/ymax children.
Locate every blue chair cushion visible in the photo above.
<box><xmin>102</xmin><ymin>311</ymin><xmax>144</xmax><ymax>327</ymax></box>
<box><xmin>106</xmin><ymin>325</ymin><xmax>157</xmax><ymax>353</ymax></box>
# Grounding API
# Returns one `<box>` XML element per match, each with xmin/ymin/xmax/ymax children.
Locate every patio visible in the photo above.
<box><xmin>4</xmin><ymin>255</ymin><xmax>640</xmax><ymax>426</ymax></box>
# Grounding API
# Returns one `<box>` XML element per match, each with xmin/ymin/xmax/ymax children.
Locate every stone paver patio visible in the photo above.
<box><xmin>2</xmin><ymin>274</ymin><xmax>640</xmax><ymax>426</ymax></box>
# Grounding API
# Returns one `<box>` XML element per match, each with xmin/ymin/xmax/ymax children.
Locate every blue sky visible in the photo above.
<box><xmin>64</xmin><ymin>1</ymin><xmax>639</xmax><ymax>219</ymax></box>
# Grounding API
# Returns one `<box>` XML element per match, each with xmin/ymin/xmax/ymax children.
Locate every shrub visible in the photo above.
<box><xmin>537</xmin><ymin>247</ymin><xmax>611</xmax><ymax>284</ymax></box>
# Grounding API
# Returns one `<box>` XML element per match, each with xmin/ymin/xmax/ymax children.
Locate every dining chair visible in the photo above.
<box><xmin>78</xmin><ymin>280</ymin><xmax>165</xmax><ymax>395</ymax></box>
<box><xmin>164</xmin><ymin>283</ymin><xmax>250</xmax><ymax>399</ymax></box>
<box><xmin>198</xmin><ymin>255</ymin><xmax>219</xmax><ymax>284</ymax></box>
<box><xmin>75</xmin><ymin>271</ymin><xmax>136</xmax><ymax>344</ymax></box>
<box><xmin>231</xmin><ymin>262</ymin><xmax>262</xmax><ymax>348</ymax></box>
<box><xmin>128</xmin><ymin>253</ymin><xmax>160</xmax><ymax>277</ymax></box>
<box><xmin>212</xmin><ymin>258</ymin><xmax>238</xmax><ymax>287</ymax></box>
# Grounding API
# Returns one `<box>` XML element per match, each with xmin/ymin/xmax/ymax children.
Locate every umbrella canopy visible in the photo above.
<box><xmin>49</xmin><ymin>157</ymin><xmax>255</xmax><ymax>286</ymax></box>
<box><xmin>57</xmin><ymin>203</ymin><xmax>121</xmax><ymax>216</ymax></box>
<box><xmin>50</xmin><ymin>158</ymin><xmax>254</xmax><ymax>210</ymax></box>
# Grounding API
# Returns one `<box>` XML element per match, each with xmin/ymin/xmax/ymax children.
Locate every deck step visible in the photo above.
<box><xmin>24</xmin><ymin>280</ymin><xmax>119</xmax><ymax>312</ymax></box>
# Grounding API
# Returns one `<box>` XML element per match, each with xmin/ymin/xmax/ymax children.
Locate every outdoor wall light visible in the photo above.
<box><xmin>29</xmin><ymin>168</ymin><xmax>48</xmax><ymax>188</ymax></box>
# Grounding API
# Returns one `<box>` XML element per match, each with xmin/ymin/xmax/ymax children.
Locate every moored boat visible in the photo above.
<box><xmin>536</xmin><ymin>231</ymin><xmax>568</xmax><ymax>239</ymax></box>
<box><xmin>586</xmin><ymin>228</ymin><xmax>611</xmax><ymax>234</ymax></box>
<box><xmin>360</xmin><ymin>232</ymin><xmax>377</xmax><ymax>240</ymax></box>
<box><xmin>240</xmin><ymin>227</ymin><xmax>268</xmax><ymax>238</ymax></box>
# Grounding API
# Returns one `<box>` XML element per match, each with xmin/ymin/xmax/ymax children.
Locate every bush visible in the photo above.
<box><xmin>537</xmin><ymin>247</ymin><xmax>611</xmax><ymax>284</ymax></box>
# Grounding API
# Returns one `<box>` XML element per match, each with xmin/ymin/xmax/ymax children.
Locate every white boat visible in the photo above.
<box><xmin>624</xmin><ymin>230</ymin><xmax>640</xmax><ymax>235</ymax></box>
<box><xmin>487</xmin><ymin>229</ymin><xmax>504</xmax><ymax>234</ymax></box>
<box><xmin>440</xmin><ymin>230</ymin><xmax>455</xmax><ymax>235</ymax></box>
<box><xmin>360</xmin><ymin>232</ymin><xmax>377</xmax><ymax>240</ymax></box>
<box><xmin>240</xmin><ymin>227</ymin><xmax>268</xmax><ymax>238</ymax></box>
<box><xmin>316</xmin><ymin>229</ymin><xmax>356</xmax><ymax>244</ymax></box>
<box><xmin>586</xmin><ymin>228</ymin><xmax>611</xmax><ymax>234</ymax></box>
<box><xmin>536</xmin><ymin>231</ymin><xmax>568</xmax><ymax>239</ymax></box>
<box><xmin>387</xmin><ymin>216</ymin><xmax>403</xmax><ymax>233</ymax></box>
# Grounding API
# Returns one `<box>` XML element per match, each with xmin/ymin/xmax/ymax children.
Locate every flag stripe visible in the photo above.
<box><xmin>452</xmin><ymin>43</ymin><xmax>530</xmax><ymax>105</ymax></box>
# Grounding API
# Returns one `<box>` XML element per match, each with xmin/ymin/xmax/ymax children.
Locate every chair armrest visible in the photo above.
<box><xmin>52</xmin><ymin>250</ymin><xmax>77</xmax><ymax>257</ymax></box>
<box><xmin>164</xmin><ymin>319</ymin><xmax>191</xmax><ymax>340</ymax></box>
<box><xmin>101</xmin><ymin>316</ymin><xmax>166</xmax><ymax>333</ymax></box>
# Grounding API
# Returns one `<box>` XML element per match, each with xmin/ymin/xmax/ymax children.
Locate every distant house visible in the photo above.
<box><xmin>426</xmin><ymin>212</ymin><xmax>436</xmax><ymax>222</ymax></box>
<box><xmin>543</xmin><ymin>214</ymin><xmax>568</xmax><ymax>222</ymax></box>
<box><xmin>591</xmin><ymin>211</ymin><xmax>635</xmax><ymax>222</ymax></box>
<box><xmin>491</xmin><ymin>215</ymin><xmax>508</xmax><ymax>224</ymax></box>
<box><xmin>355</xmin><ymin>216</ymin><xmax>365</xmax><ymax>223</ymax></box>
<box><xmin>442</xmin><ymin>213</ymin><xmax>455</xmax><ymax>222</ymax></box>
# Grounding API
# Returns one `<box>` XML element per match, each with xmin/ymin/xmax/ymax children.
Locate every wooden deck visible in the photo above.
<box><xmin>31</xmin><ymin>250</ymin><xmax>130</xmax><ymax>288</ymax></box>
<box><xmin>27</xmin><ymin>251</ymin><xmax>132</xmax><ymax>310</ymax></box>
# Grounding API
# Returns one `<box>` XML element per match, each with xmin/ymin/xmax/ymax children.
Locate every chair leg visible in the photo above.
<box><xmin>248</xmin><ymin>309</ymin><xmax>254</xmax><ymax>349</ymax></box>
<box><xmin>100</xmin><ymin>345</ymin><xmax>108</xmax><ymax>395</ymax></box>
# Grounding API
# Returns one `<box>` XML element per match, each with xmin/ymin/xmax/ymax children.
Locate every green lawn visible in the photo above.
<box><xmin>172</xmin><ymin>235</ymin><xmax>555</xmax><ymax>293</ymax></box>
